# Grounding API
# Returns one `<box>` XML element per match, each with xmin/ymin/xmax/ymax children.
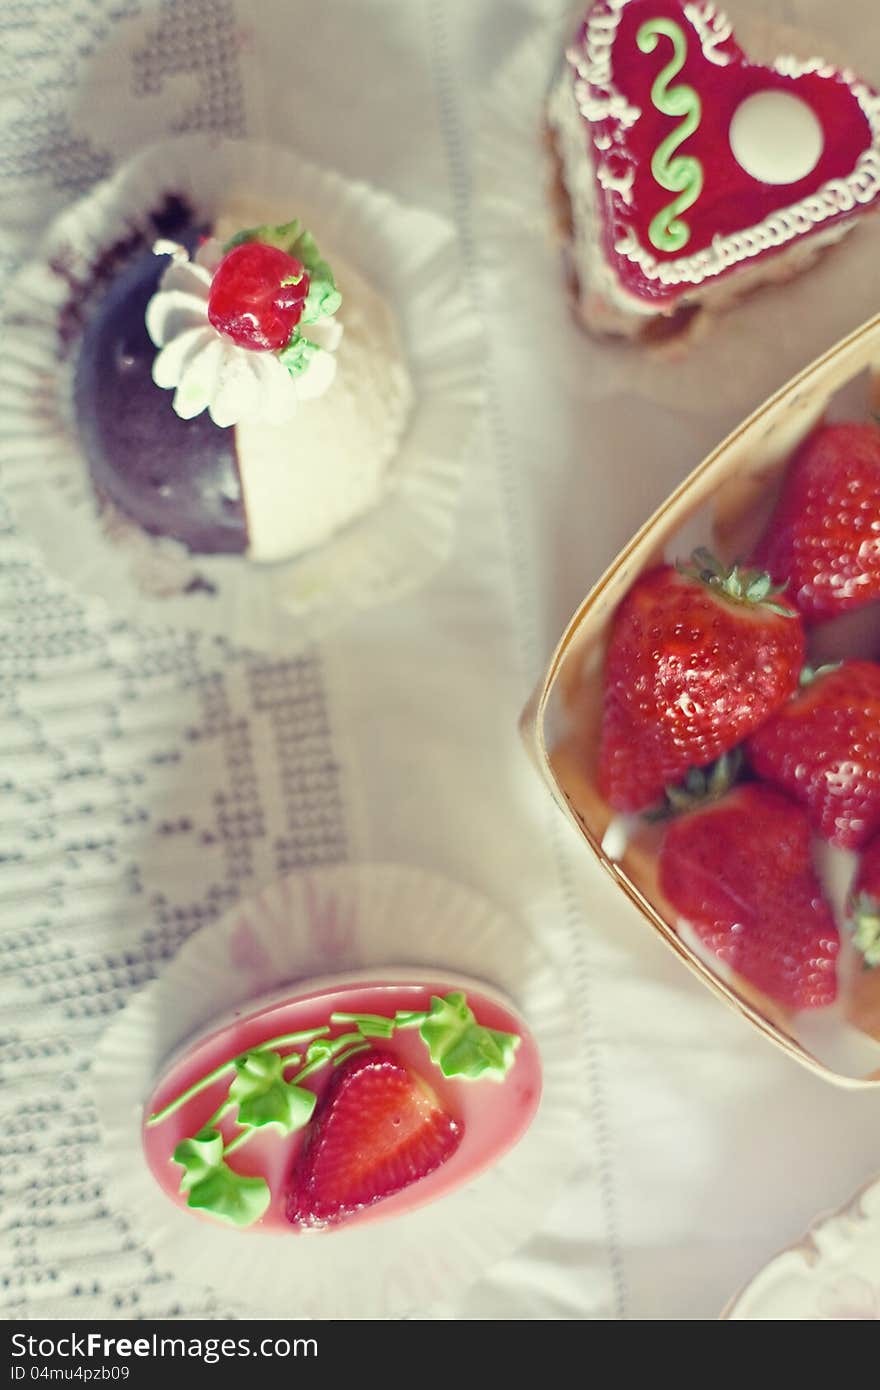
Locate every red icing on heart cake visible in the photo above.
<box><xmin>548</xmin><ymin>0</ymin><xmax>880</xmax><ymax>339</ymax></box>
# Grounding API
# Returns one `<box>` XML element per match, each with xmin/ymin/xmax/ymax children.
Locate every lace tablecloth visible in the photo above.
<box><xmin>2</xmin><ymin>0</ymin><xmax>879</xmax><ymax>1321</ymax></box>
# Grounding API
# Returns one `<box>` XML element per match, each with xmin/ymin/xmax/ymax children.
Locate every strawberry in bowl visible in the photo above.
<box><xmin>658</xmin><ymin>783</ymin><xmax>839</xmax><ymax>1010</ymax></box>
<box><xmin>598</xmin><ymin>550</ymin><xmax>804</xmax><ymax>811</ymax></box>
<box><xmin>143</xmin><ymin>972</ymin><xmax>541</xmax><ymax>1232</ymax></box>
<box><xmin>523</xmin><ymin>314</ymin><xmax>880</xmax><ymax>1083</ymax></box>
<box><xmin>747</xmin><ymin>661</ymin><xmax>880</xmax><ymax>851</ymax></box>
<box><xmin>754</xmin><ymin>422</ymin><xmax>880</xmax><ymax>624</ymax></box>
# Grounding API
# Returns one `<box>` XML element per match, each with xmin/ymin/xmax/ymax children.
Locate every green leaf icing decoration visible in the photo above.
<box><xmin>173</xmin><ymin>1128</ymin><xmax>271</xmax><ymax>1227</ymax></box>
<box><xmin>276</xmin><ymin>337</ymin><xmax>320</xmax><ymax>375</ymax></box>
<box><xmin>146</xmin><ymin>1026</ymin><xmax>329</xmax><ymax>1128</ymax></box>
<box><xmin>221</xmin><ymin>217</ymin><xmax>342</xmax><ymax>376</ymax></box>
<box><xmin>287</xmin><ymin>227</ymin><xmax>343</xmax><ymax>324</ymax></box>
<box><xmin>153</xmin><ymin>991</ymin><xmax>521</xmax><ymax>1227</ymax></box>
<box><xmin>223</xmin><ymin>218</ymin><xmax>303</xmax><ymax>254</ymax></box>
<box><xmin>288</xmin><ymin>1031</ymin><xmax>364</xmax><ymax>1085</ymax></box>
<box><xmin>174</xmin><ymin>1128</ymin><xmax>225</xmax><ymax>1190</ymax></box>
<box><xmin>228</xmin><ymin>1051</ymin><xmax>317</xmax><ymax>1134</ymax></box>
<box><xmin>330</xmin><ymin>1011</ymin><xmax>397</xmax><ymax>1039</ymax></box>
<box><xmin>331</xmin><ymin>1041</ymin><xmax>372</xmax><ymax>1067</ymax></box>
<box><xmin>419</xmin><ymin>993</ymin><xmax>520</xmax><ymax>1080</ymax></box>
<box><xmin>637</xmin><ymin>18</ymin><xmax>704</xmax><ymax>253</ymax></box>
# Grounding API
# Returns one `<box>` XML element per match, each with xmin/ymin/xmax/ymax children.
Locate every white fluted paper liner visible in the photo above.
<box><xmin>476</xmin><ymin>11</ymin><xmax>869</xmax><ymax>412</ymax></box>
<box><xmin>0</xmin><ymin>136</ymin><xmax>484</xmax><ymax>651</ymax></box>
<box><xmin>90</xmin><ymin>864</ymin><xmax>581</xmax><ymax>1320</ymax></box>
<box><xmin>723</xmin><ymin>1173</ymin><xmax>880</xmax><ymax>1319</ymax></box>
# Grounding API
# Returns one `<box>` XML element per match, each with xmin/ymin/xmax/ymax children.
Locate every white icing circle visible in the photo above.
<box><xmin>729</xmin><ymin>90</ymin><xmax>824</xmax><ymax>185</ymax></box>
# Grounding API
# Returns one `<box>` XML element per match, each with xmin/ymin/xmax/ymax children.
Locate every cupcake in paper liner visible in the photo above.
<box><xmin>0</xmin><ymin>137</ymin><xmax>483</xmax><ymax>650</ymax></box>
<box><xmin>90</xmin><ymin>865</ymin><xmax>581</xmax><ymax>1320</ymax></box>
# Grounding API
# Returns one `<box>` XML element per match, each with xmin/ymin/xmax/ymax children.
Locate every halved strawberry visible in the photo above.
<box><xmin>746</xmin><ymin>660</ymin><xmax>880</xmax><ymax>851</ymax></box>
<box><xmin>598</xmin><ymin>551</ymin><xmax>804</xmax><ymax>811</ymax></box>
<box><xmin>753</xmin><ymin>422</ymin><xmax>880</xmax><ymax>624</ymax></box>
<box><xmin>286</xmin><ymin>1050</ymin><xmax>462</xmax><ymax>1228</ymax></box>
<box><xmin>658</xmin><ymin>784</ymin><xmax>839</xmax><ymax>1010</ymax></box>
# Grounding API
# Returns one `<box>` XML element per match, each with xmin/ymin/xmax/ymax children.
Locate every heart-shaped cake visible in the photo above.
<box><xmin>547</xmin><ymin>0</ymin><xmax>880</xmax><ymax>341</ymax></box>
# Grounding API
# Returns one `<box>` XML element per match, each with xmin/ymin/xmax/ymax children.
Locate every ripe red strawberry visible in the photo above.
<box><xmin>207</xmin><ymin>242</ymin><xmax>310</xmax><ymax>351</ymax></box>
<box><xmin>286</xmin><ymin>1050</ymin><xmax>462</xmax><ymax>1228</ymax></box>
<box><xmin>747</xmin><ymin>660</ymin><xmax>880</xmax><ymax>851</ymax></box>
<box><xmin>598</xmin><ymin>551</ymin><xmax>805</xmax><ymax>811</ymax></box>
<box><xmin>753</xmin><ymin>422</ymin><xmax>880</xmax><ymax>623</ymax></box>
<box><xmin>658</xmin><ymin>784</ymin><xmax>839</xmax><ymax>1010</ymax></box>
<box><xmin>849</xmin><ymin>834</ymin><xmax>880</xmax><ymax>968</ymax></box>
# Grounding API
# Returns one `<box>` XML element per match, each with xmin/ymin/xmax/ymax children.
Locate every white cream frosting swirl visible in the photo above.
<box><xmin>144</xmin><ymin>238</ymin><xmax>343</xmax><ymax>428</ymax></box>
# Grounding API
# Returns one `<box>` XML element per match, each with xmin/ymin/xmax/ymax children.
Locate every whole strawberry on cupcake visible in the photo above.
<box><xmin>75</xmin><ymin>211</ymin><xmax>412</xmax><ymax>565</ymax></box>
<box><xmin>1</xmin><ymin>136</ymin><xmax>480</xmax><ymax>651</ymax></box>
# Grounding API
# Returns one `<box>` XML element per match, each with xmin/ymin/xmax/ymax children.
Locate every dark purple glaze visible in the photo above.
<box><xmin>73</xmin><ymin>238</ymin><xmax>248</xmax><ymax>556</ymax></box>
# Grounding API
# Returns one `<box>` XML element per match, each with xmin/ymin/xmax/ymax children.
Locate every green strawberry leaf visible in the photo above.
<box><xmin>677</xmin><ymin>549</ymin><xmax>793</xmax><ymax>615</ymax></box>
<box><xmin>228</xmin><ymin>1050</ymin><xmax>317</xmax><ymax>1133</ymax></box>
<box><xmin>799</xmin><ymin>662</ymin><xmax>843</xmax><ymax>688</ymax></box>
<box><xmin>647</xmin><ymin>749</ymin><xmax>743</xmax><ymax>821</ymax></box>
<box><xmin>850</xmin><ymin>894</ymin><xmax>880</xmax><ymax>968</ymax></box>
<box><xmin>172</xmin><ymin>1127</ymin><xmax>270</xmax><ymax>1228</ymax></box>
<box><xmin>419</xmin><ymin>993</ymin><xmax>520</xmax><ymax>1081</ymax></box>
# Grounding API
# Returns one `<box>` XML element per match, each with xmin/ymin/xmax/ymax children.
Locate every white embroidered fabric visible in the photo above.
<box><xmin>1</xmin><ymin>0</ymin><xmax>879</xmax><ymax>1322</ymax></box>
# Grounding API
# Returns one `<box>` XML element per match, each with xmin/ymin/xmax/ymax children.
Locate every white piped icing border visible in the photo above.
<box><xmin>562</xmin><ymin>0</ymin><xmax>880</xmax><ymax>300</ymax></box>
<box><xmin>682</xmin><ymin>3</ymin><xmax>735</xmax><ymax>68</ymax></box>
<box><xmin>615</xmin><ymin>149</ymin><xmax>880</xmax><ymax>289</ymax></box>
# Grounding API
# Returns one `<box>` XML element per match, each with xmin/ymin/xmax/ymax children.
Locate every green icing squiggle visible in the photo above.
<box><xmin>637</xmin><ymin>18</ymin><xmax>704</xmax><ymax>253</ymax></box>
